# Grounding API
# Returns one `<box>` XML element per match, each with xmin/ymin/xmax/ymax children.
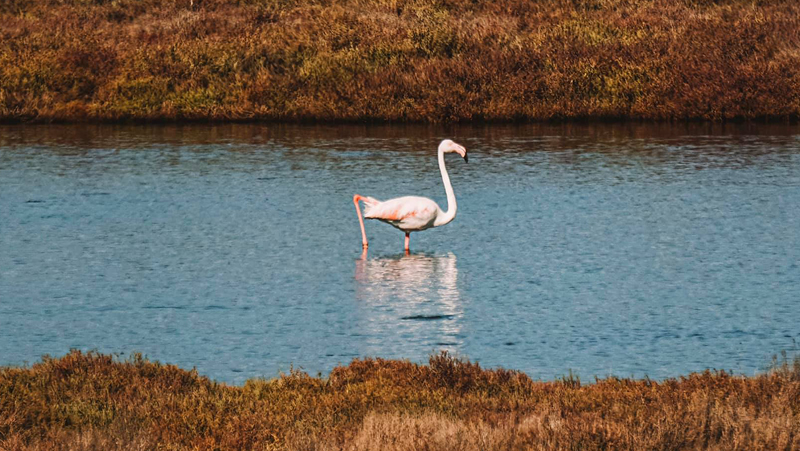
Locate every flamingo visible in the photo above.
<box><xmin>353</xmin><ymin>139</ymin><xmax>468</xmax><ymax>252</ymax></box>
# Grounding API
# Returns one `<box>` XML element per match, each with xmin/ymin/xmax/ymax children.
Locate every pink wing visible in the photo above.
<box><xmin>364</xmin><ymin>196</ymin><xmax>439</xmax><ymax>223</ymax></box>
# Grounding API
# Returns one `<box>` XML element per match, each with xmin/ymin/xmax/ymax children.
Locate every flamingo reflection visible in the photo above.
<box><xmin>355</xmin><ymin>251</ymin><xmax>462</xmax><ymax>347</ymax></box>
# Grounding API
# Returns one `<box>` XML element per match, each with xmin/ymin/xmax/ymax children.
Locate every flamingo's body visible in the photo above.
<box><xmin>362</xmin><ymin>196</ymin><xmax>439</xmax><ymax>231</ymax></box>
<box><xmin>354</xmin><ymin>139</ymin><xmax>468</xmax><ymax>252</ymax></box>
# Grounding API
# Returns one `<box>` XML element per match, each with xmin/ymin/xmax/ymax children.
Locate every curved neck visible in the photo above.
<box><xmin>434</xmin><ymin>148</ymin><xmax>457</xmax><ymax>227</ymax></box>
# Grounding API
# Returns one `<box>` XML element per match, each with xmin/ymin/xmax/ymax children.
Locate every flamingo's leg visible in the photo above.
<box><xmin>353</xmin><ymin>194</ymin><xmax>368</xmax><ymax>248</ymax></box>
<box><xmin>404</xmin><ymin>232</ymin><xmax>410</xmax><ymax>253</ymax></box>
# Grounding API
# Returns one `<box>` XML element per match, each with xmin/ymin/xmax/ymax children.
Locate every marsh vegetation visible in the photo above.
<box><xmin>1</xmin><ymin>0</ymin><xmax>799</xmax><ymax>122</ymax></box>
<box><xmin>1</xmin><ymin>351</ymin><xmax>798</xmax><ymax>450</ymax></box>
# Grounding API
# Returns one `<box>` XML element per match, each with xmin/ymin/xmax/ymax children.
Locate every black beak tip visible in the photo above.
<box><xmin>464</xmin><ymin>154</ymin><xmax>469</xmax><ymax>163</ymax></box>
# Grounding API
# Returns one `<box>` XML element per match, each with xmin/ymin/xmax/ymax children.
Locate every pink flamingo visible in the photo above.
<box><xmin>353</xmin><ymin>139</ymin><xmax>468</xmax><ymax>252</ymax></box>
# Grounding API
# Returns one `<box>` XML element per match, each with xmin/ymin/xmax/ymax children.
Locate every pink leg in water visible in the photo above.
<box><xmin>353</xmin><ymin>194</ymin><xmax>368</xmax><ymax>248</ymax></box>
<box><xmin>404</xmin><ymin>232</ymin><xmax>410</xmax><ymax>253</ymax></box>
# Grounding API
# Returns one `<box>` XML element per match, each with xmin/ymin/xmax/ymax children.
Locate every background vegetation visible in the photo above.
<box><xmin>1</xmin><ymin>0</ymin><xmax>799</xmax><ymax>122</ymax></box>
<box><xmin>1</xmin><ymin>351</ymin><xmax>798</xmax><ymax>450</ymax></box>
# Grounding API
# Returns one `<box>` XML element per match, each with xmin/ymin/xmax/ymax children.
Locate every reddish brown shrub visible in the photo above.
<box><xmin>1</xmin><ymin>351</ymin><xmax>799</xmax><ymax>450</ymax></box>
<box><xmin>1</xmin><ymin>0</ymin><xmax>799</xmax><ymax>122</ymax></box>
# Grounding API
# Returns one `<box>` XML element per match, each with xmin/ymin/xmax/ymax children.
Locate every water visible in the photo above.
<box><xmin>1</xmin><ymin>123</ymin><xmax>798</xmax><ymax>384</ymax></box>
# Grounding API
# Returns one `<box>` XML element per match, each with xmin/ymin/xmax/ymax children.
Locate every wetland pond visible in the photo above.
<box><xmin>1</xmin><ymin>123</ymin><xmax>799</xmax><ymax>384</ymax></box>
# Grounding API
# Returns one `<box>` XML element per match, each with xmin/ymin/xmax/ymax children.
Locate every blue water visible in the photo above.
<box><xmin>1</xmin><ymin>123</ymin><xmax>798</xmax><ymax>384</ymax></box>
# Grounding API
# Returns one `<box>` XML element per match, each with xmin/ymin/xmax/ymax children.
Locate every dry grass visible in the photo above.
<box><xmin>1</xmin><ymin>351</ymin><xmax>798</xmax><ymax>450</ymax></box>
<box><xmin>1</xmin><ymin>0</ymin><xmax>799</xmax><ymax>122</ymax></box>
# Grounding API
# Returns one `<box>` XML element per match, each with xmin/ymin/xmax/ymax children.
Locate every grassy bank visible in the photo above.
<box><xmin>1</xmin><ymin>0</ymin><xmax>799</xmax><ymax>123</ymax></box>
<box><xmin>1</xmin><ymin>351</ymin><xmax>798</xmax><ymax>450</ymax></box>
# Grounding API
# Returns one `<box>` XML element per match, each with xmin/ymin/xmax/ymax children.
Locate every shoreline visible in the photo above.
<box><xmin>2</xmin><ymin>116</ymin><xmax>799</xmax><ymax>125</ymax></box>
<box><xmin>1</xmin><ymin>351</ymin><xmax>798</xmax><ymax>450</ymax></box>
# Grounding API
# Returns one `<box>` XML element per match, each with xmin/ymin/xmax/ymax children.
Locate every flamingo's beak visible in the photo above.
<box><xmin>456</xmin><ymin>144</ymin><xmax>468</xmax><ymax>163</ymax></box>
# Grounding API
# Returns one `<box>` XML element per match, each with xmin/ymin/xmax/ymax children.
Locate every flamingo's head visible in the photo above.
<box><xmin>439</xmin><ymin>139</ymin><xmax>468</xmax><ymax>163</ymax></box>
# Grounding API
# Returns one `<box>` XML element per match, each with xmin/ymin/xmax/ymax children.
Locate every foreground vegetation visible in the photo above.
<box><xmin>1</xmin><ymin>0</ymin><xmax>799</xmax><ymax>122</ymax></box>
<box><xmin>1</xmin><ymin>351</ymin><xmax>798</xmax><ymax>450</ymax></box>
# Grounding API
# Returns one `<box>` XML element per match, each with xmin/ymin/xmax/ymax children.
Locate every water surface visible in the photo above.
<box><xmin>1</xmin><ymin>123</ymin><xmax>798</xmax><ymax>384</ymax></box>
